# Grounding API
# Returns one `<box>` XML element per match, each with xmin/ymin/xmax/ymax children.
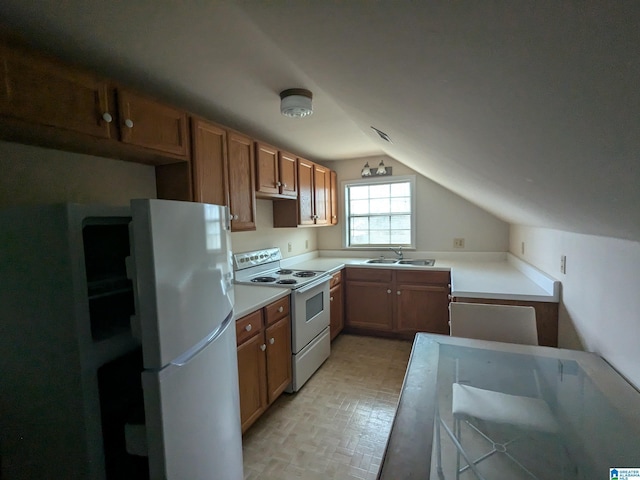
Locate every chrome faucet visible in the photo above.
<box><xmin>389</xmin><ymin>245</ymin><xmax>403</xmax><ymax>260</ymax></box>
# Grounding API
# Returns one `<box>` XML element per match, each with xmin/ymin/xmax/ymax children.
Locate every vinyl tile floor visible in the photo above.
<box><xmin>241</xmin><ymin>334</ymin><xmax>413</xmax><ymax>480</ymax></box>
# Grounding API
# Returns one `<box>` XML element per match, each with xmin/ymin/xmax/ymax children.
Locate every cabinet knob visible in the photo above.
<box><xmin>276</xmin><ymin>181</ymin><xmax>282</xmax><ymax>187</ymax></box>
<box><xmin>260</xmin><ymin>344</ymin><xmax>266</xmax><ymax>352</ymax></box>
<box><xmin>231</xmin><ymin>214</ymin><xmax>239</xmax><ymax>220</ymax></box>
<box><xmin>397</xmin><ymin>291</ymin><xmax>401</xmax><ymax>295</ymax></box>
<box><xmin>124</xmin><ymin>118</ymin><xmax>134</xmax><ymax>128</ymax></box>
<box><xmin>387</xmin><ymin>289</ymin><xmax>392</xmax><ymax>294</ymax></box>
<box><xmin>330</xmin><ymin>296</ymin><xmax>334</xmax><ymax>302</ymax></box>
<box><xmin>278</xmin><ymin>306</ymin><xmax>284</xmax><ymax>313</ymax></box>
<box><xmin>102</xmin><ymin>112</ymin><xmax>113</xmax><ymax>123</ymax></box>
<box><xmin>245</xmin><ymin>324</ymin><xmax>252</xmax><ymax>332</ymax></box>
<box><xmin>269</xmin><ymin>338</ymin><xmax>275</xmax><ymax>345</ymax></box>
<box><xmin>448</xmin><ymin>284</ymin><xmax>452</xmax><ymax>289</ymax></box>
<box><xmin>332</xmin><ymin>215</ymin><xmax>337</xmax><ymax>219</ymax></box>
<box><xmin>282</xmin><ymin>183</ymin><xmax>287</xmax><ymax>188</ymax></box>
<box><xmin>448</xmin><ymin>294</ymin><xmax>452</xmax><ymax>300</ymax></box>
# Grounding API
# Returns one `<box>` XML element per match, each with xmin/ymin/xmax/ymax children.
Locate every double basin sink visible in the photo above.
<box><xmin>364</xmin><ymin>258</ymin><xmax>435</xmax><ymax>266</ymax></box>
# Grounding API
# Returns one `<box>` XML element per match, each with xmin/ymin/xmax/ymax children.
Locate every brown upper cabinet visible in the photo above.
<box><xmin>190</xmin><ymin>117</ymin><xmax>228</xmax><ymax>207</ymax></box>
<box><xmin>0</xmin><ymin>41</ymin><xmax>189</xmax><ymax>164</ymax></box>
<box><xmin>273</xmin><ymin>158</ymin><xmax>334</xmax><ymax>227</ymax></box>
<box><xmin>116</xmin><ymin>89</ymin><xmax>189</xmax><ymax>158</ymax></box>
<box><xmin>227</xmin><ymin>130</ymin><xmax>257</xmax><ymax>231</ymax></box>
<box><xmin>255</xmin><ymin>142</ymin><xmax>297</xmax><ymax>199</ymax></box>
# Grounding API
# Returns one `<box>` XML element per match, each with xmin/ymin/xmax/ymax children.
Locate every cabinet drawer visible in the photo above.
<box><xmin>264</xmin><ymin>296</ymin><xmax>290</xmax><ymax>326</ymax></box>
<box><xmin>346</xmin><ymin>267</ymin><xmax>393</xmax><ymax>283</ymax></box>
<box><xmin>396</xmin><ymin>270</ymin><xmax>450</xmax><ymax>285</ymax></box>
<box><xmin>329</xmin><ymin>270</ymin><xmax>342</xmax><ymax>288</ymax></box>
<box><xmin>236</xmin><ymin>310</ymin><xmax>263</xmax><ymax>345</ymax></box>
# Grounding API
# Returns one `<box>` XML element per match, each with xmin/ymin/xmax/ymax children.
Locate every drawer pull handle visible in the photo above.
<box><xmin>245</xmin><ymin>324</ymin><xmax>252</xmax><ymax>332</ymax></box>
<box><xmin>269</xmin><ymin>338</ymin><xmax>275</xmax><ymax>345</ymax></box>
<box><xmin>387</xmin><ymin>289</ymin><xmax>392</xmax><ymax>294</ymax></box>
<box><xmin>124</xmin><ymin>118</ymin><xmax>134</xmax><ymax>128</ymax></box>
<box><xmin>278</xmin><ymin>306</ymin><xmax>284</xmax><ymax>313</ymax></box>
<box><xmin>330</xmin><ymin>296</ymin><xmax>334</xmax><ymax>301</ymax></box>
<box><xmin>260</xmin><ymin>344</ymin><xmax>266</xmax><ymax>352</ymax></box>
<box><xmin>102</xmin><ymin>112</ymin><xmax>113</xmax><ymax>123</ymax></box>
<box><xmin>397</xmin><ymin>291</ymin><xmax>401</xmax><ymax>295</ymax></box>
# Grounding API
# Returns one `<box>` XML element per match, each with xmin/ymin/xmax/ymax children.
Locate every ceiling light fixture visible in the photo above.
<box><xmin>280</xmin><ymin>88</ymin><xmax>313</xmax><ymax>118</ymax></box>
<box><xmin>361</xmin><ymin>162</ymin><xmax>372</xmax><ymax>177</ymax></box>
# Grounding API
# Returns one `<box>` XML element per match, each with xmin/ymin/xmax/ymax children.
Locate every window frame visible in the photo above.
<box><xmin>341</xmin><ymin>175</ymin><xmax>417</xmax><ymax>250</ymax></box>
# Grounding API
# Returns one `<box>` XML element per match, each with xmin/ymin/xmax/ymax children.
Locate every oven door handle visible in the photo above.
<box><xmin>295</xmin><ymin>274</ymin><xmax>331</xmax><ymax>293</ymax></box>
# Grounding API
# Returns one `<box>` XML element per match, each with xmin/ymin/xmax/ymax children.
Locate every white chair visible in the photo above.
<box><xmin>448</xmin><ymin>302</ymin><xmax>539</xmax><ymax>345</ymax></box>
<box><xmin>437</xmin><ymin>302</ymin><xmax>561</xmax><ymax>479</ymax></box>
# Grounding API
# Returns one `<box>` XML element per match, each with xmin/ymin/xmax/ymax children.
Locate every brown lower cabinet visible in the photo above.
<box><xmin>344</xmin><ymin>267</ymin><xmax>451</xmax><ymax>340</ymax></box>
<box><xmin>235</xmin><ymin>296</ymin><xmax>291</xmax><ymax>433</ymax></box>
<box><xmin>329</xmin><ymin>270</ymin><xmax>344</xmax><ymax>340</ymax></box>
<box><xmin>452</xmin><ymin>297</ymin><xmax>559</xmax><ymax>347</ymax></box>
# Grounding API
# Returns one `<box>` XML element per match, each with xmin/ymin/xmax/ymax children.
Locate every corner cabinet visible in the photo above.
<box><xmin>344</xmin><ymin>267</ymin><xmax>451</xmax><ymax>340</ymax></box>
<box><xmin>236</xmin><ymin>296</ymin><xmax>291</xmax><ymax>433</ymax></box>
<box><xmin>272</xmin><ymin>158</ymin><xmax>334</xmax><ymax>228</ymax></box>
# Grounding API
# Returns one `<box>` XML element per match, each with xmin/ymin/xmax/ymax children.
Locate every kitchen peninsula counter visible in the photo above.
<box><xmin>284</xmin><ymin>252</ymin><xmax>559</xmax><ymax>303</ymax></box>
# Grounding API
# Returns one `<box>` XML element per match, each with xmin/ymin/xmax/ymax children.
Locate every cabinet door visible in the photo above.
<box><xmin>330</xmin><ymin>170</ymin><xmax>338</xmax><ymax>225</ymax></box>
<box><xmin>0</xmin><ymin>43</ymin><xmax>113</xmax><ymax>139</ymax></box>
<box><xmin>330</xmin><ymin>283</ymin><xmax>344</xmax><ymax>341</ymax></box>
<box><xmin>227</xmin><ymin>131</ymin><xmax>257</xmax><ymax>231</ymax></box>
<box><xmin>255</xmin><ymin>142</ymin><xmax>279</xmax><ymax>196</ymax></box>
<box><xmin>395</xmin><ymin>283</ymin><xmax>450</xmax><ymax>335</ymax></box>
<box><xmin>314</xmin><ymin>164</ymin><xmax>330</xmax><ymax>225</ymax></box>
<box><xmin>237</xmin><ymin>332</ymin><xmax>267</xmax><ymax>433</ymax></box>
<box><xmin>117</xmin><ymin>89</ymin><xmax>189</xmax><ymax>158</ymax></box>
<box><xmin>190</xmin><ymin>118</ymin><xmax>228</xmax><ymax>206</ymax></box>
<box><xmin>278</xmin><ymin>151</ymin><xmax>298</xmax><ymax>198</ymax></box>
<box><xmin>297</xmin><ymin>158</ymin><xmax>315</xmax><ymax>225</ymax></box>
<box><xmin>345</xmin><ymin>280</ymin><xmax>394</xmax><ymax>332</ymax></box>
<box><xmin>265</xmin><ymin>316</ymin><xmax>292</xmax><ymax>404</ymax></box>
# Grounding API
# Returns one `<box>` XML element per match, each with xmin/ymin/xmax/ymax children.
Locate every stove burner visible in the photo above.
<box><xmin>293</xmin><ymin>271</ymin><xmax>316</xmax><ymax>278</ymax></box>
<box><xmin>276</xmin><ymin>279</ymin><xmax>298</xmax><ymax>285</ymax></box>
<box><xmin>277</xmin><ymin>269</ymin><xmax>293</xmax><ymax>275</ymax></box>
<box><xmin>251</xmin><ymin>276</ymin><xmax>276</xmax><ymax>283</ymax></box>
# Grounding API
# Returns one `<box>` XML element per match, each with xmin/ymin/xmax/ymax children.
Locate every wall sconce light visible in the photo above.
<box><xmin>361</xmin><ymin>160</ymin><xmax>392</xmax><ymax>177</ymax></box>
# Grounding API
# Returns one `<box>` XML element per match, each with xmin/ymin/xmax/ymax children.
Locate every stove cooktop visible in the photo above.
<box><xmin>233</xmin><ymin>248</ymin><xmax>327</xmax><ymax>289</ymax></box>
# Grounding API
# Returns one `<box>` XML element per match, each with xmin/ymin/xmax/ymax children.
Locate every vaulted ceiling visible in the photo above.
<box><xmin>2</xmin><ymin>1</ymin><xmax>639</xmax><ymax>241</ymax></box>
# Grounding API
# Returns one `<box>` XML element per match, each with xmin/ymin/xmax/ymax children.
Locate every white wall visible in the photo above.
<box><xmin>0</xmin><ymin>141</ymin><xmax>157</xmax><ymax>206</ymax></box>
<box><xmin>510</xmin><ymin>225</ymin><xmax>640</xmax><ymax>390</ymax></box>
<box><xmin>230</xmin><ymin>199</ymin><xmax>317</xmax><ymax>257</ymax></box>
<box><xmin>317</xmin><ymin>156</ymin><xmax>509</xmax><ymax>252</ymax></box>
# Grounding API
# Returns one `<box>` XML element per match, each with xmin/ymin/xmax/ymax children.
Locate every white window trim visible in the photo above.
<box><xmin>341</xmin><ymin>175</ymin><xmax>416</xmax><ymax>250</ymax></box>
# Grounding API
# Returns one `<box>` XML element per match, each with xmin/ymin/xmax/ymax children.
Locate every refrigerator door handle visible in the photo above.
<box><xmin>170</xmin><ymin>310</ymin><xmax>235</xmax><ymax>367</ymax></box>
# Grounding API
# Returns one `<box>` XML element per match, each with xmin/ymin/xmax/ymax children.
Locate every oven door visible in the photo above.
<box><xmin>291</xmin><ymin>275</ymin><xmax>331</xmax><ymax>354</ymax></box>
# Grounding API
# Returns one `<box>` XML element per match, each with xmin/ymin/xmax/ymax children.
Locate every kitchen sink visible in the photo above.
<box><xmin>364</xmin><ymin>258</ymin><xmax>436</xmax><ymax>266</ymax></box>
<box><xmin>397</xmin><ymin>259</ymin><xmax>436</xmax><ymax>266</ymax></box>
<box><xmin>365</xmin><ymin>258</ymin><xmax>399</xmax><ymax>264</ymax></box>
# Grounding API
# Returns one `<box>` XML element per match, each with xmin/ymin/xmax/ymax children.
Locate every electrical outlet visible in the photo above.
<box><xmin>453</xmin><ymin>238</ymin><xmax>465</xmax><ymax>249</ymax></box>
<box><xmin>287</xmin><ymin>242</ymin><xmax>292</xmax><ymax>253</ymax></box>
<box><xmin>521</xmin><ymin>242</ymin><xmax>525</xmax><ymax>255</ymax></box>
<box><xmin>560</xmin><ymin>255</ymin><xmax>567</xmax><ymax>274</ymax></box>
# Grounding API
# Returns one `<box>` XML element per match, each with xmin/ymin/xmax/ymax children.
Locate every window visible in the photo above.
<box><xmin>343</xmin><ymin>175</ymin><xmax>415</xmax><ymax>248</ymax></box>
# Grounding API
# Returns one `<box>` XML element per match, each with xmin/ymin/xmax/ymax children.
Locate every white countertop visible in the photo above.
<box><xmin>233</xmin><ymin>252</ymin><xmax>560</xmax><ymax>321</ymax></box>
<box><xmin>233</xmin><ymin>284</ymin><xmax>290</xmax><ymax>320</ymax></box>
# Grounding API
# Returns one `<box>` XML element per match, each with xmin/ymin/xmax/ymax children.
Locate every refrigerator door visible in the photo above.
<box><xmin>142</xmin><ymin>312</ymin><xmax>243</xmax><ymax>480</ymax></box>
<box><xmin>129</xmin><ymin>199</ymin><xmax>233</xmax><ymax>369</ymax></box>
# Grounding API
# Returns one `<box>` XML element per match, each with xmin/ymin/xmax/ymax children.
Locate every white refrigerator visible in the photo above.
<box><xmin>128</xmin><ymin>199</ymin><xmax>243</xmax><ymax>480</ymax></box>
<box><xmin>0</xmin><ymin>199</ymin><xmax>243</xmax><ymax>480</ymax></box>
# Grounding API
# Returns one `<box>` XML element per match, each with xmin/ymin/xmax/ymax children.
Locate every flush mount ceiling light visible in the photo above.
<box><xmin>280</xmin><ymin>88</ymin><xmax>313</xmax><ymax>118</ymax></box>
